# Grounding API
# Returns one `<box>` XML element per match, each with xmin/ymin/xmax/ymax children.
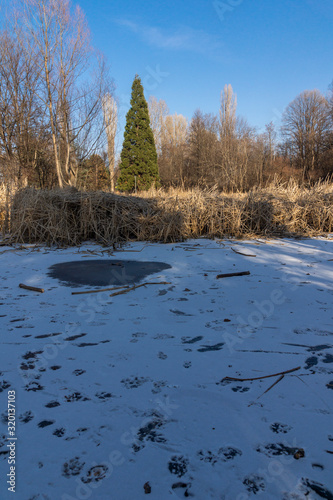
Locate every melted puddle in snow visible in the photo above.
<box><xmin>48</xmin><ymin>259</ymin><xmax>171</xmax><ymax>287</ymax></box>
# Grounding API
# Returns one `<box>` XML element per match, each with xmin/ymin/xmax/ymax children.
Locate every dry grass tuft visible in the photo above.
<box><xmin>6</xmin><ymin>180</ymin><xmax>333</xmax><ymax>246</ymax></box>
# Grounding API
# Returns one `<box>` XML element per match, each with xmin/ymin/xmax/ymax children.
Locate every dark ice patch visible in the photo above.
<box><xmin>48</xmin><ymin>259</ymin><xmax>171</xmax><ymax>287</ymax></box>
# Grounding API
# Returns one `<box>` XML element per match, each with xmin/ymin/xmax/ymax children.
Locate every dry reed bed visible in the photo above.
<box><xmin>6</xmin><ymin>183</ymin><xmax>333</xmax><ymax>246</ymax></box>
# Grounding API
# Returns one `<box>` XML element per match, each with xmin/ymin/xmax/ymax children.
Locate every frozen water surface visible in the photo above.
<box><xmin>0</xmin><ymin>238</ymin><xmax>332</xmax><ymax>499</ymax></box>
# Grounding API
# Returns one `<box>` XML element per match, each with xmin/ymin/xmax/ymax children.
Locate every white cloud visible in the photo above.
<box><xmin>115</xmin><ymin>19</ymin><xmax>224</xmax><ymax>56</ymax></box>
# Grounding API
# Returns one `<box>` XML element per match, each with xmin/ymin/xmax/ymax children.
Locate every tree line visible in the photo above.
<box><xmin>148</xmin><ymin>84</ymin><xmax>333</xmax><ymax>191</ymax></box>
<box><xmin>0</xmin><ymin>1</ymin><xmax>332</xmax><ymax>193</ymax></box>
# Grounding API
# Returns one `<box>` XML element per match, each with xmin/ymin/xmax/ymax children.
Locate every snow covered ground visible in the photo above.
<box><xmin>0</xmin><ymin>237</ymin><xmax>333</xmax><ymax>500</ymax></box>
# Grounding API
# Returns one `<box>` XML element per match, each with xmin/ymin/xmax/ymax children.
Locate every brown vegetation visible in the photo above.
<box><xmin>3</xmin><ymin>180</ymin><xmax>333</xmax><ymax>246</ymax></box>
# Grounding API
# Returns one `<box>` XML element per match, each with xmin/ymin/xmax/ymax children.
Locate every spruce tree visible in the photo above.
<box><xmin>117</xmin><ymin>75</ymin><xmax>159</xmax><ymax>191</ymax></box>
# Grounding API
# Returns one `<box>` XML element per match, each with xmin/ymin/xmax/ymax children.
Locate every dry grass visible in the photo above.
<box><xmin>5</xmin><ymin>180</ymin><xmax>333</xmax><ymax>246</ymax></box>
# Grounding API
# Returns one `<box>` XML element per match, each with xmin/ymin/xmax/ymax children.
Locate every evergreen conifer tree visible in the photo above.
<box><xmin>117</xmin><ymin>75</ymin><xmax>159</xmax><ymax>191</ymax></box>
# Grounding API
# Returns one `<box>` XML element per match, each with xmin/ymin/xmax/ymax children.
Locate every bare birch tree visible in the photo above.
<box><xmin>148</xmin><ymin>96</ymin><xmax>169</xmax><ymax>155</ymax></box>
<box><xmin>13</xmin><ymin>0</ymin><xmax>112</xmax><ymax>187</ymax></box>
<box><xmin>102</xmin><ymin>93</ymin><xmax>117</xmax><ymax>191</ymax></box>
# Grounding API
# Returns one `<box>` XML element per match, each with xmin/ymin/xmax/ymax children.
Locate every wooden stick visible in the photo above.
<box><xmin>216</xmin><ymin>271</ymin><xmax>250</xmax><ymax>279</ymax></box>
<box><xmin>248</xmin><ymin>375</ymin><xmax>285</xmax><ymax>407</ymax></box>
<box><xmin>19</xmin><ymin>283</ymin><xmax>44</xmax><ymax>293</ymax></box>
<box><xmin>110</xmin><ymin>281</ymin><xmax>171</xmax><ymax>297</ymax></box>
<box><xmin>231</xmin><ymin>248</ymin><xmax>256</xmax><ymax>257</ymax></box>
<box><xmin>221</xmin><ymin>366</ymin><xmax>300</xmax><ymax>383</ymax></box>
<box><xmin>72</xmin><ymin>285</ymin><xmax>130</xmax><ymax>296</ymax></box>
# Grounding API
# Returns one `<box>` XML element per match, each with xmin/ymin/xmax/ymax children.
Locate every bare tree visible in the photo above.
<box><xmin>159</xmin><ymin>113</ymin><xmax>188</xmax><ymax>186</ymax></box>
<box><xmin>103</xmin><ymin>93</ymin><xmax>117</xmax><ymax>191</ymax></box>
<box><xmin>148</xmin><ymin>96</ymin><xmax>169</xmax><ymax>155</ymax></box>
<box><xmin>0</xmin><ymin>28</ymin><xmax>50</xmax><ymax>187</ymax></box>
<box><xmin>186</xmin><ymin>109</ymin><xmax>220</xmax><ymax>187</ymax></box>
<box><xmin>13</xmin><ymin>0</ymin><xmax>112</xmax><ymax>187</ymax></box>
<box><xmin>281</xmin><ymin>89</ymin><xmax>331</xmax><ymax>181</ymax></box>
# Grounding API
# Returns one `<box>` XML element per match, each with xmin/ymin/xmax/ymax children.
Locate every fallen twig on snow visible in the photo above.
<box><xmin>248</xmin><ymin>375</ymin><xmax>285</xmax><ymax>407</ymax></box>
<box><xmin>220</xmin><ymin>366</ymin><xmax>300</xmax><ymax>383</ymax></box>
<box><xmin>72</xmin><ymin>285</ymin><xmax>130</xmax><ymax>296</ymax></box>
<box><xmin>110</xmin><ymin>281</ymin><xmax>171</xmax><ymax>297</ymax></box>
<box><xmin>231</xmin><ymin>248</ymin><xmax>256</xmax><ymax>257</ymax></box>
<box><xmin>19</xmin><ymin>283</ymin><xmax>44</xmax><ymax>293</ymax></box>
<box><xmin>216</xmin><ymin>271</ymin><xmax>250</xmax><ymax>279</ymax></box>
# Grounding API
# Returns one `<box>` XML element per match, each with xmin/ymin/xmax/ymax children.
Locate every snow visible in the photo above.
<box><xmin>0</xmin><ymin>237</ymin><xmax>333</xmax><ymax>500</ymax></box>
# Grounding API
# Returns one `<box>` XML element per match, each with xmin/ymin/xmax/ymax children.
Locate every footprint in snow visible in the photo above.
<box><xmin>64</xmin><ymin>392</ymin><xmax>90</xmax><ymax>402</ymax></box>
<box><xmin>231</xmin><ymin>385</ymin><xmax>250</xmax><ymax>393</ymax></box>
<box><xmin>198</xmin><ymin>447</ymin><xmax>242</xmax><ymax>465</ymax></box>
<box><xmin>0</xmin><ymin>380</ymin><xmax>11</xmax><ymax>392</ymax></box>
<box><xmin>168</xmin><ymin>456</ymin><xmax>189</xmax><ymax>478</ymax></box>
<box><xmin>270</xmin><ymin>422</ymin><xmax>292</xmax><ymax>434</ymax></box>
<box><xmin>25</xmin><ymin>381</ymin><xmax>44</xmax><ymax>392</ymax></box>
<box><xmin>121</xmin><ymin>376</ymin><xmax>150</xmax><ymax>389</ymax></box>
<box><xmin>243</xmin><ymin>474</ymin><xmax>266</xmax><ymax>494</ymax></box>
<box><xmin>256</xmin><ymin>443</ymin><xmax>300</xmax><ymax>457</ymax></box>
<box><xmin>73</xmin><ymin>369</ymin><xmax>86</xmax><ymax>376</ymax></box>
<box><xmin>81</xmin><ymin>465</ymin><xmax>109</xmax><ymax>483</ymax></box>
<box><xmin>53</xmin><ymin>428</ymin><xmax>65</xmax><ymax>437</ymax></box>
<box><xmin>18</xmin><ymin>411</ymin><xmax>34</xmax><ymax>423</ymax></box>
<box><xmin>197</xmin><ymin>343</ymin><xmax>224</xmax><ymax>352</ymax></box>
<box><xmin>95</xmin><ymin>392</ymin><xmax>113</xmax><ymax>400</ymax></box>
<box><xmin>62</xmin><ymin>457</ymin><xmax>85</xmax><ymax>477</ymax></box>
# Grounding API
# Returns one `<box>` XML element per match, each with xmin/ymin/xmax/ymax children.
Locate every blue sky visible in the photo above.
<box><xmin>77</xmin><ymin>0</ymin><xmax>333</xmax><ymax>135</ymax></box>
